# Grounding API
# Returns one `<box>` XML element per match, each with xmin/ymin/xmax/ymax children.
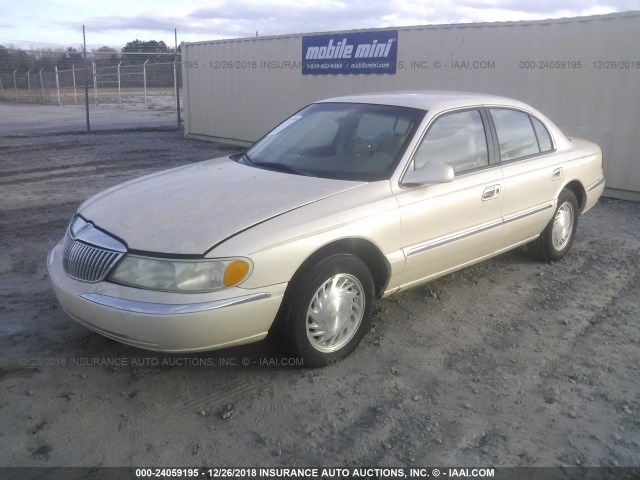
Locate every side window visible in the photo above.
<box><xmin>531</xmin><ymin>116</ymin><xmax>553</xmax><ymax>152</ymax></box>
<box><xmin>490</xmin><ymin>108</ymin><xmax>542</xmax><ymax>161</ymax></box>
<box><xmin>413</xmin><ymin>109</ymin><xmax>489</xmax><ymax>173</ymax></box>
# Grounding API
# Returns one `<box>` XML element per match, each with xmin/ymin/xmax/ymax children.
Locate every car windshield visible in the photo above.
<box><xmin>237</xmin><ymin>102</ymin><xmax>426</xmax><ymax>181</ymax></box>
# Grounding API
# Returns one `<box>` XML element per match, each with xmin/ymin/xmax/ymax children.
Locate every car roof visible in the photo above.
<box><xmin>316</xmin><ymin>90</ymin><xmax>531</xmax><ymax>112</ymax></box>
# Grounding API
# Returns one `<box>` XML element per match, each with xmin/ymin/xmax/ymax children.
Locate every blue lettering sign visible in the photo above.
<box><xmin>302</xmin><ymin>30</ymin><xmax>398</xmax><ymax>75</ymax></box>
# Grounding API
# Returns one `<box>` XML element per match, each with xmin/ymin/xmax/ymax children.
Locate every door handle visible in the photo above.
<box><xmin>552</xmin><ymin>167</ymin><xmax>563</xmax><ymax>181</ymax></box>
<box><xmin>482</xmin><ymin>185</ymin><xmax>501</xmax><ymax>201</ymax></box>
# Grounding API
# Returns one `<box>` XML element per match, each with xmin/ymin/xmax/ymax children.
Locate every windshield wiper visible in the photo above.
<box><xmin>251</xmin><ymin>161</ymin><xmax>306</xmax><ymax>176</ymax></box>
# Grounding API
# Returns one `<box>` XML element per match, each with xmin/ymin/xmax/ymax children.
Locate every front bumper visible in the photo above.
<box><xmin>47</xmin><ymin>241</ymin><xmax>287</xmax><ymax>352</ymax></box>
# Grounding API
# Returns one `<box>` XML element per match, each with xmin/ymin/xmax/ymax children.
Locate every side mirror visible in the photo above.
<box><xmin>402</xmin><ymin>161</ymin><xmax>454</xmax><ymax>186</ymax></box>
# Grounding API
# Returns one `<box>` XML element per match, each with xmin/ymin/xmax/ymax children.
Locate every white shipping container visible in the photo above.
<box><xmin>182</xmin><ymin>11</ymin><xmax>640</xmax><ymax>200</ymax></box>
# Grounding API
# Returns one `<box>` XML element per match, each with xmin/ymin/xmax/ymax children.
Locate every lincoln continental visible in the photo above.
<box><xmin>48</xmin><ymin>91</ymin><xmax>605</xmax><ymax>367</ymax></box>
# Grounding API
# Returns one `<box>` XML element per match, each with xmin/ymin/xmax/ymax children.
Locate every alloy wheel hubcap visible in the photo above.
<box><xmin>306</xmin><ymin>273</ymin><xmax>365</xmax><ymax>353</ymax></box>
<box><xmin>551</xmin><ymin>201</ymin><xmax>574</xmax><ymax>251</ymax></box>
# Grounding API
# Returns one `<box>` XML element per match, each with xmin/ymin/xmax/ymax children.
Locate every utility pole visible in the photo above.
<box><xmin>83</xmin><ymin>25</ymin><xmax>90</xmax><ymax>132</ymax></box>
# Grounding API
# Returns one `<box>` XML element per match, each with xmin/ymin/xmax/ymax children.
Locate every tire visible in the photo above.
<box><xmin>528</xmin><ymin>189</ymin><xmax>579</xmax><ymax>262</ymax></box>
<box><xmin>282</xmin><ymin>253</ymin><xmax>375</xmax><ymax>368</ymax></box>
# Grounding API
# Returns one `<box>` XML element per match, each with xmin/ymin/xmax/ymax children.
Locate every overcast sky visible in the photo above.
<box><xmin>3</xmin><ymin>0</ymin><xmax>640</xmax><ymax>51</ymax></box>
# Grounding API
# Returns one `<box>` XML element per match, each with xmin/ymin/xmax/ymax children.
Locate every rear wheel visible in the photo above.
<box><xmin>528</xmin><ymin>189</ymin><xmax>579</xmax><ymax>262</ymax></box>
<box><xmin>283</xmin><ymin>254</ymin><xmax>375</xmax><ymax>368</ymax></box>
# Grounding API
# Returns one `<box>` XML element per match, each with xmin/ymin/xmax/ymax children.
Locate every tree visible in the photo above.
<box><xmin>0</xmin><ymin>45</ymin><xmax>9</xmax><ymax>68</ymax></box>
<box><xmin>93</xmin><ymin>46</ymin><xmax>119</xmax><ymax>67</ymax></box>
<box><xmin>12</xmin><ymin>48</ymin><xmax>36</xmax><ymax>71</ymax></box>
<box><xmin>31</xmin><ymin>47</ymin><xmax>65</xmax><ymax>70</ymax></box>
<box><xmin>121</xmin><ymin>40</ymin><xmax>171</xmax><ymax>65</ymax></box>
<box><xmin>57</xmin><ymin>47</ymin><xmax>84</xmax><ymax>71</ymax></box>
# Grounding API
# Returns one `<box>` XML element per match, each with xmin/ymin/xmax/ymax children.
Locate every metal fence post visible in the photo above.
<box><xmin>117</xmin><ymin>61</ymin><xmax>122</xmax><ymax>108</ymax></box>
<box><xmin>174</xmin><ymin>28</ymin><xmax>181</xmax><ymax>128</ymax></box>
<box><xmin>39</xmin><ymin>68</ymin><xmax>44</xmax><ymax>100</ymax></box>
<box><xmin>92</xmin><ymin>62</ymin><xmax>97</xmax><ymax>106</ymax></box>
<box><xmin>83</xmin><ymin>25</ymin><xmax>90</xmax><ymax>132</ymax></box>
<box><xmin>27</xmin><ymin>69</ymin><xmax>31</xmax><ymax>103</ymax></box>
<box><xmin>173</xmin><ymin>60</ymin><xmax>177</xmax><ymax>104</ymax></box>
<box><xmin>143</xmin><ymin>59</ymin><xmax>148</xmax><ymax>108</ymax></box>
<box><xmin>55</xmin><ymin>65</ymin><xmax>61</xmax><ymax>106</ymax></box>
<box><xmin>72</xmin><ymin>64</ymin><xmax>78</xmax><ymax>105</ymax></box>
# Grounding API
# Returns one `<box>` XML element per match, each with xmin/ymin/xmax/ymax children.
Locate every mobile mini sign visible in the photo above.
<box><xmin>302</xmin><ymin>30</ymin><xmax>398</xmax><ymax>75</ymax></box>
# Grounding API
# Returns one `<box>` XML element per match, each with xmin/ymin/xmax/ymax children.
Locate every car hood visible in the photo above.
<box><xmin>79</xmin><ymin>156</ymin><xmax>366</xmax><ymax>255</ymax></box>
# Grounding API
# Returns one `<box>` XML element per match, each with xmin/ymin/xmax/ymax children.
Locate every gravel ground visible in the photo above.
<box><xmin>0</xmin><ymin>126</ymin><xmax>639</xmax><ymax>472</ymax></box>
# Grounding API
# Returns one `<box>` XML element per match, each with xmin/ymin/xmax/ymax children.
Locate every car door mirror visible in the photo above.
<box><xmin>402</xmin><ymin>161</ymin><xmax>454</xmax><ymax>186</ymax></box>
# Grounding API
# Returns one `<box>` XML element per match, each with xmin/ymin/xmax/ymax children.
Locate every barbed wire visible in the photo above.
<box><xmin>0</xmin><ymin>48</ymin><xmax>179</xmax><ymax>54</ymax></box>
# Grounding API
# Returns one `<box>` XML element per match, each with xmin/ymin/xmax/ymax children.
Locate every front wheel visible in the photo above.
<box><xmin>528</xmin><ymin>189</ymin><xmax>579</xmax><ymax>262</ymax></box>
<box><xmin>283</xmin><ymin>254</ymin><xmax>375</xmax><ymax>368</ymax></box>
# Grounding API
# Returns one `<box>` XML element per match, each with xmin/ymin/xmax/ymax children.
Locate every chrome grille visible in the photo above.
<box><xmin>62</xmin><ymin>217</ymin><xmax>127</xmax><ymax>282</ymax></box>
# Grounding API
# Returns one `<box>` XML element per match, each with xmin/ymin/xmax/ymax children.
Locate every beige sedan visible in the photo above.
<box><xmin>48</xmin><ymin>91</ymin><xmax>605</xmax><ymax>367</ymax></box>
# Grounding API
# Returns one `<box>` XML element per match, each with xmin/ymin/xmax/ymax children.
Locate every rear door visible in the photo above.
<box><xmin>487</xmin><ymin>108</ymin><xmax>563</xmax><ymax>248</ymax></box>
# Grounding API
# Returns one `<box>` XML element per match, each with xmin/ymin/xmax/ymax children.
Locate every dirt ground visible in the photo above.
<box><xmin>0</xmin><ymin>125</ymin><xmax>639</xmax><ymax>471</ymax></box>
<box><xmin>0</xmin><ymin>103</ymin><xmax>180</xmax><ymax>136</ymax></box>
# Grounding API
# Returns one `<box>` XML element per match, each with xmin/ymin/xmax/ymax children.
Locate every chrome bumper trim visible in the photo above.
<box><xmin>406</xmin><ymin>219</ymin><xmax>503</xmax><ymax>256</ymax></box>
<box><xmin>502</xmin><ymin>202</ymin><xmax>554</xmax><ymax>224</ymax></box>
<box><xmin>70</xmin><ymin>312</ymin><xmax>159</xmax><ymax>348</ymax></box>
<box><xmin>587</xmin><ymin>177</ymin><xmax>605</xmax><ymax>192</ymax></box>
<box><xmin>80</xmin><ymin>292</ymin><xmax>271</xmax><ymax>315</ymax></box>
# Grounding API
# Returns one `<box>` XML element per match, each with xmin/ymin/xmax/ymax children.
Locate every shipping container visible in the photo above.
<box><xmin>182</xmin><ymin>11</ymin><xmax>640</xmax><ymax>200</ymax></box>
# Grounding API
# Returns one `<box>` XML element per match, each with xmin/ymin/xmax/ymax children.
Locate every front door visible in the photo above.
<box><xmin>395</xmin><ymin>108</ymin><xmax>504</xmax><ymax>290</ymax></box>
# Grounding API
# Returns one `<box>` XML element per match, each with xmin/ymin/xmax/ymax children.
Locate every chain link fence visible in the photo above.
<box><xmin>0</xmin><ymin>60</ymin><xmax>181</xmax><ymax>111</ymax></box>
<box><xmin>1</xmin><ymin>30</ymin><xmax>184</xmax><ymax>133</ymax></box>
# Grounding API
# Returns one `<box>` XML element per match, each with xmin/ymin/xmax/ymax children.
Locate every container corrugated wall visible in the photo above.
<box><xmin>183</xmin><ymin>11</ymin><xmax>640</xmax><ymax>200</ymax></box>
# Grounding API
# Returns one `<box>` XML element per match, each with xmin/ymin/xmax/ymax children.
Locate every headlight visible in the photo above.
<box><xmin>108</xmin><ymin>255</ymin><xmax>252</xmax><ymax>293</ymax></box>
